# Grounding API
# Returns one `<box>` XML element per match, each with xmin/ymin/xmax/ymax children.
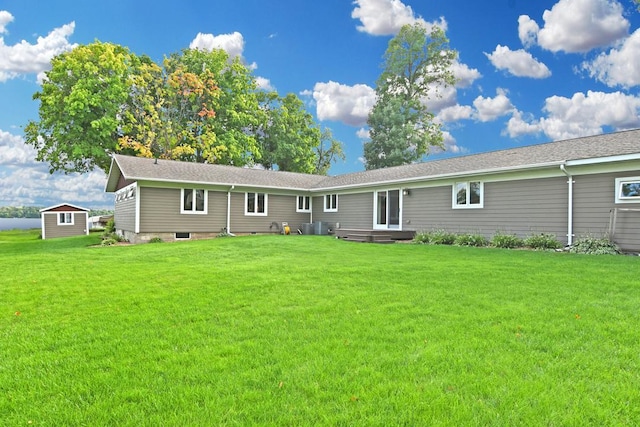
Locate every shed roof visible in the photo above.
<box><xmin>39</xmin><ymin>203</ymin><xmax>90</xmax><ymax>213</ymax></box>
<box><xmin>105</xmin><ymin>129</ymin><xmax>640</xmax><ymax>193</ymax></box>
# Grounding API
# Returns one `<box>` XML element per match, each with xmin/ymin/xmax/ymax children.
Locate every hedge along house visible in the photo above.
<box><xmin>39</xmin><ymin>203</ymin><xmax>90</xmax><ymax>240</ymax></box>
<box><xmin>105</xmin><ymin>129</ymin><xmax>640</xmax><ymax>251</ymax></box>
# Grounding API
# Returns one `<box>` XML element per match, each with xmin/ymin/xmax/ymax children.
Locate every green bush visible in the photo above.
<box><xmin>104</xmin><ymin>218</ymin><xmax>116</xmax><ymax>234</ymax></box>
<box><xmin>454</xmin><ymin>233</ymin><xmax>488</xmax><ymax>247</ymax></box>
<box><xmin>101</xmin><ymin>238</ymin><xmax>118</xmax><ymax>246</ymax></box>
<box><xmin>492</xmin><ymin>232</ymin><xmax>524</xmax><ymax>249</ymax></box>
<box><xmin>413</xmin><ymin>229</ymin><xmax>456</xmax><ymax>245</ymax></box>
<box><xmin>570</xmin><ymin>236</ymin><xmax>620</xmax><ymax>255</ymax></box>
<box><xmin>148</xmin><ymin>237</ymin><xmax>163</xmax><ymax>244</ymax></box>
<box><xmin>524</xmin><ymin>233</ymin><xmax>562</xmax><ymax>250</ymax></box>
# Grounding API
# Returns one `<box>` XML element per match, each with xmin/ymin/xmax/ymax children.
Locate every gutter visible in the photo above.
<box><xmin>226</xmin><ymin>185</ymin><xmax>234</xmax><ymax>234</ymax></box>
<box><xmin>560</xmin><ymin>164</ymin><xmax>574</xmax><ymax>246</ymax></box>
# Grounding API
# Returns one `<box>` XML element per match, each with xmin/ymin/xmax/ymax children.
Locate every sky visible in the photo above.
<box><xmin>1</xmin><ymin>0</ymin><xmax>639</xmax><ymax>210</ymax></box>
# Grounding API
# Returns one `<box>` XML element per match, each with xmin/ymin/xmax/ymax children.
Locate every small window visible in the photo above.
<box><xmin>57</xmin><ymin>212</ymin><xmax>73</xmax><ymax>225</ymax></box>
<box><xmin>181</xmin><ymin>189</ymin><xmax>207</xmax><ymax>214</ymax></box>
<box><xmin>246</xmin><ymin>192</ymin><xmax>267</xmax><ymax>216</ymax></box>
<box><xmin>324</xmin><ymin>194</ymin><xmax>338</xmax><ymax>212</ymax></box>
<box><xmin>297</xmin><ymin>195</ymin><xmax>311</xmax><ymax>212</ymax></box>
<box><xmin>453</xmin><ymin>181</ymin><xmax>483</xmax><ymax>209</ymax></box>
<box><xmin>175</xmin><ymin>232</ymin><xmax>191</xmax><ymax>239</ymax></box>
<box><xmin>615</xmin><ymin>177</ymin><xmax>640</xmax><ymax>203</ymax></box>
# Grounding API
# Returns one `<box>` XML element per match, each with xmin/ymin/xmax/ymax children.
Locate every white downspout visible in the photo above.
<box><xmin>226</xmin><ymin>185</ymin><xmax>234</xmax><ymax>233</ymax></box>
<box><xmin>560</xmin><ymin>164</ymin><xmax>574</xmax><ymax>246</ymax></box>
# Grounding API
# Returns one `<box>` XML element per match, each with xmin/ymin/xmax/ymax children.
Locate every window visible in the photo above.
<box><xmin>181</xmin><ymin>189</ymin><xmax>207</xmax><ymax>214</ymax></box>
<box><xmin>296</xmin><ymin>195</ymin><xmax>311</xmax><ymax>212</ymax></box>
<box><xmin>324</xmin><ymin>194</ymin><xmax>338</xmax><ymax>212</ymax></box>
<box><xmin>246</xmin><ymin>192</ymin><xmax>267</xmax><ymax>215</ymax></box>
<box><xmin>57</xmin><ymin>212</ymin><xmax>73</xmax><ymax>225</ymax></box>
<box><xmin>615</xmin><ymin>177</ymin><xmax>640</xmax><ymax>203</ymax></box>
<box><xmin>453</xmin><ymin>181</ymin><xmax>483</xmax><ymax>209</ymax></box>
<box><xmin>175</xmin><ymin>232</ymin><xmax>191</xmax><ymax>239</ymax></box>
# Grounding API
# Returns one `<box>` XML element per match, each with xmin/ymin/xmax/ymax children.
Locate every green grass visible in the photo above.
<box><xmin>1</xmin><ymin>230</ymin><xmax>639</xmax><ymax>426</ymax></box>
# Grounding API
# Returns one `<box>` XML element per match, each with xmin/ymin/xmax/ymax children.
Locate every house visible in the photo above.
<box><xmin>105</xmin><ymin>129</ymin><xmax>640</xmax><ymax>251</ymax></box>
<box><xmin>89</xmin><ymin>215</ymin><xmax>113</xmax><ymax>229</ymax></box>
<box><xmin>39</xmin><ymin>203</ymin><xmax>90</xmax><ymax>240</ymax></box>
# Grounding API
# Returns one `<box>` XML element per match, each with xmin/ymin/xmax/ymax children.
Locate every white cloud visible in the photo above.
<box><xmin>312</xmin><ymin>81</ymin><xmax>376</xmax><ymax>126</ymax></box>
<box><xmin>472</xmin><ymin>89</ymin><xmax>514</xmax><ymax>122</ymax></box>
<box><xmin>437</xmin><ymin>105</ymin><xmax>473</xmax><ymax>123</ymax></box>
<box><xmin>351</xmin><ymin>0</ymin><xmax>447</xmax><ymax>36</ymax></box>
<box><xmin>0</xmin><ymin>129</ymin><xmax>37</xmax><ymax>165</ymax></box>
<box><xmin>0</xmin><ymin>10</ymin><xmax>13</xmax><ymax>34</ymax></box>
<box><xmin>506</xmin><ymin>91</ymin><xmax>640</xmax><ymax>140</ymax></box>
<box><xmin>536</xmin><ymin>0</ymin><xmax>629</xmax><ymax>53</ymax></box>
<box><xmin>452</xmin><ymin>61</ymin><xmax>481</xmax><ymax>88</ymax></box>
<box><xmin>582</xmin><ymin>29</ymin><xmax>640</xmax><ymax>89</ymax></box>
<box><xmin>189</xmin><ymin>31</ymin><xmax>245</xmax><ymax>58</ymax></box>
<box><xmin>518</xmin><ymin>15</ymin><xmax>539</xmax><ymax>48</ymax></box>
<box><xmin>485</xmin><ymin>45</ymin><xmax>551</xmax><ymax>79</ymax></box>
<box><xmin>0</xmin><ymin>18</ymin><xmax>76</xmax><ymax>82</ymax></box>
<box><xmin>356</xmin><ymin>127</ymin><xmax>370</xmax><ymax>140</ymax></box>
<box><xmin>0</xmin><ymin>129</ymin><xmax>112</xmax><ymax>208</ymax></box>
<box><xmin>255</xmin><ymin>76</ymin><xmax>274</xmax><ymax>91</ymax></box>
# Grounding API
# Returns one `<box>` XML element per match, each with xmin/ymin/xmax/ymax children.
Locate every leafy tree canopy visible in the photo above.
<box><xmin>25</xmin><ymin>42</ymin><xmax>344</xmax><ymax>175</ymax></box>
<box><xmin>363</xmin><ymin>24</ymin><xmax>456</xmax><ymax>170</ymax></box>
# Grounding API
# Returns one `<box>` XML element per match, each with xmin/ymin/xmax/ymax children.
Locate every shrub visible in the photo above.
<box><xmin>492</xmin><ymin>232</ymin><xmax>524</xmax><ymax>249</ymax></box>
<box><xmin>104</xmin><ymin>218</ymin><xmax>115</xmax><ymax>234</ymax></box>
<box><xmin>454</xmin><ymin>233</ymin><xmax>488</xmax><ymax>247</ymax></box>
<box><xmin>413</xmin><ymin>229</ymin><xmax>456</xmax><ymax>245</ymax></box>
<box><xmin>570</xmin><ymin>236</ymin><xmax>620</xmax><ymax>255</ymax></box>
<box><xmin>524</xmin><ymin>233</ymin><xmax>562</xmax><ymax>250</ymax></box>
<box><xmin>148</xmin><ymin>237</ymin><xmax>163</xmax><ymax>243</ymax></box>
<box><xmin>101</xmin><ymin>238</ymin><xmax>118</xmax><ymax>246</ymax></box>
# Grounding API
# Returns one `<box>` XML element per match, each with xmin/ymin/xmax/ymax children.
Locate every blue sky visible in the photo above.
<box><xmin>1</xmin><ymin>0</ymin><xmax>639</xmax><ymax>209</ymax></box>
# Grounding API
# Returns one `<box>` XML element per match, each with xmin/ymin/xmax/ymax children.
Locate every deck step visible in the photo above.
<box><xmin>346</xmin><ymin>233</ymin><xmax>394</xmax><ymax>244</ymax></box>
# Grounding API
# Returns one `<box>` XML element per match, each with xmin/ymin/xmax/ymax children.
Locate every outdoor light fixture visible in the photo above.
<box><xmin>403</xmin><ymin>189</ymin><xmax>411</xmax><ymax>196</ymax></box>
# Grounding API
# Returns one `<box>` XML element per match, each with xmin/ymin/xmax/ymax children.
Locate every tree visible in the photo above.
<box><xmin>257</xmin><ymin>93</ymin><xmax>322</xmax><ymax>173</ymax></box>
<box><xmin>314</xmin><ymin>127</ymin><xmax>345</xmax><ymax>175</ymax></box>
<box><xmin>24</xmin><ymin>41</ymin><xmax>139</xmax><ymax>173</ymax></box>
<box><xmin>164</xmin><ymin>48</ymin><xmax>264</xmax><ymax>166</ymax></box>
<box><xmin>363</xmin><ymin>24</ymin><xmax>456</xmax><ymax>170</ymax></box>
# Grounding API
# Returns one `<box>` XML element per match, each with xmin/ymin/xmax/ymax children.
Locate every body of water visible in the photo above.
<box><xmin>0</xmin><ymin>218</ymin><xmax>42</xmax><ymax>231</ymax></box>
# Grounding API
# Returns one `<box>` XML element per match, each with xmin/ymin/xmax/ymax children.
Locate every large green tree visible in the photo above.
<box><xmin>257</xmin><ymin>92</ymin><xmax>322</xmax><ymax>173</ymax></box>
<box><xmin>26</xmin><ymin>42</ymin><xmax>341</xmax><ymax>175</ymax></box>
<box><xmin>313</xmin><ymin>127</ymin><xmax>345</xmax><ymax>175</ymax></box>
<box><xmin>24</xmin><ymin>42</ymin><xmax>140</xmax><ymax>173</ymax></box>
<box><xmin>363</xmin><ymin>24</ymin><xmax>456</xmax><ymax>170</ymax></box>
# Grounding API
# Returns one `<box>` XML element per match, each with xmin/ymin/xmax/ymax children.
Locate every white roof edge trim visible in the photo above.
<box><xmin>130</xmin><ymin>177</ymin><xmax>311</xmax><ymax>192</ymax></box>
<box><xmin>565</xmin><ymin>153</ymin><xmax>640</xmax><ymax>167</ymax></box>
<box><xmin>310</xmin><ymin>161</ymin><xmax>566</xmax><ymax>192</ymax></box>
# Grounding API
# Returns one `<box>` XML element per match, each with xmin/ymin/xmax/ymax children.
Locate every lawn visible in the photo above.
<box><xmin>1</xmin><ymin>230</ymin><xmax>639</xmax><ymax>426</ymax></box>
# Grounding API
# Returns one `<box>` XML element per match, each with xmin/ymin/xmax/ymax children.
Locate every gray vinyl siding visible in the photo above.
<box><xmin>573</xmin><ymin>172</ymin><xmax>640</xmax><ymax>251</ymax></box>
<box><xmin>404</xmin><ymin>177</ymin><xmax>570</xmax><ymax>243</ymax></box>
<box><xmin>42</xmin><ymin>212</ymin><xmax>87</xmax><ymax>239</ymax></box>
<box><xmin>139</xmin><ymin>187</ymin><xmax>226</xmax><ymax>233</ymax></box>
<box><xmin>229</xmin><ymin>193</ymin><xmax>311</xmax><ymax>233</ymax></box>
<box><xmin>312</xmin><ymin>193</ymin><xmax>373</xmax><ymax>229</ymax></box>
<box><xmin>115</xmin><ymin>196</ymin><xmax>136</xmax><ymax>232</ymax></box>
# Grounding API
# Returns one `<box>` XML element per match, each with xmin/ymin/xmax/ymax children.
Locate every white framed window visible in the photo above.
<box><xmin>324</xmin><ymin>194</ymin><xmax>338</xmax><ymax>212</ymax></box>
<box><xmin>245</xmin><ymin>192</ymin><xmax>267</xmax><ymax>216</ymax></box>
<box><xmin>615</xmin><ymin>177</ymin><xmax>640</xmax><ymax>203</ymax></box>
<box><xmin>181</xmin><ymin>188</ymin><xmax>207</xmax><ymax>214</ymax></box>
<box><xmin>296</xmin><ymin>195</ymin><xmax>311</xmax><ymax>213</ymax></box>
<box><xmin>57</xmin><ymin>212</ymin><xmax>73</xmax><ymax>225</ymax></box>
<box><xmin>453</xmin><ymin>181</ymin><xmax>483</xmax><ymax>209</ymax></box>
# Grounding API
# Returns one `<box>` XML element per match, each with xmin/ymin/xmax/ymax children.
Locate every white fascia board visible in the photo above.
<box><xmin>310</xmin><ymin>161</ymin><xmax>566</xmax><ymax>193</ymax></box>
<box><xmin>133</xmin><ymin>177</ymin><xmax>309</xmax><ymax>192</ymax></box>
<box><xmin>565</xmin><ymin>153</ymin><xmax>640</xmax><ymax>167</ymax></box>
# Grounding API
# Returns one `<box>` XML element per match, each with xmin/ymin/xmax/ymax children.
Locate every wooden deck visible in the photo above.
<box><xmin>334</xmin><ymin>228</ymin><xmax>416</xmax><ymax>243</ymax></box>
